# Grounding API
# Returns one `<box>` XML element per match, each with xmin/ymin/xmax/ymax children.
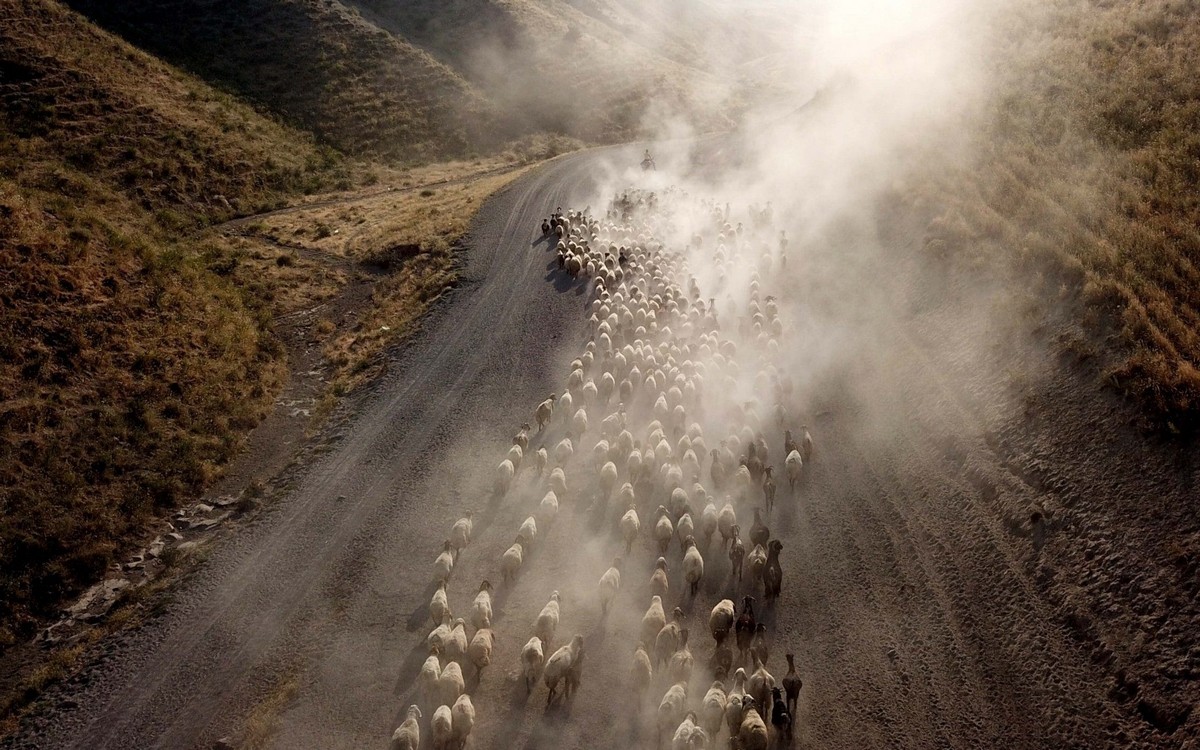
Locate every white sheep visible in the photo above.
<box><xmin>671</xmin><ymin>712</ymin><xmax>705</xmax><ymax>750</ymax></box>
<box><xmin>701</xmin><ymin>681</ymin><xmax>728</xmax><ymax>738</ymax></box>
<box><xmin>470</xmin><ymin>580</ymin><xmax>493</xmax><ymax>630</ymax></box>
<box><xmin>443</xmin><ymin>618</ymin><xmax>468</xmax><ymax>664</ymax></box>
<box><xmin>549</xmin><ymin>467</ymin><xmax>568</xmax><ymax>498</ymax></box>
<box><xmin>717</xmin><ymin>502</ymin><xmax>737</xmax><ymax>547</ymax></box>
<box><xmin>451</xmin><ymin>694</ymin><xmax>475</xmax><ymax>748</ymax></box>
<box><xmin>521</xmin><ymin>636</ymin><xmax>545</xmax><ymax>693</ymax></box>
<box><xmin>431</xmin><ymin>704</ymin><xmax>454</xmax><ymax>750</ymax></box>
<box><xmin>494</xmin><ymin>458</ymin><xmax>515</xmax><ymax>496</ymax></box>
<box><xmin>426</xmin><ymin>612</ymin><xmax>452</xmax><ymax>652</ymax></box>
<box><xmin>389</xmin><ymin>704</ymin><xmax>421</xmax><ymax>750</ymax></box>
<box><xmin>657</xmin><ymin>682</ymin><xmax>689</xmax><ymax>747</ymax></box>
<box><xmin>668</xmin><ymin>628</ymin><xmax>694</xmax><ymax>683</ymax></box>
<box><xmin>631</xmin><ymin>642</ymin><xmax>653</xmax><ymax>699</ymax></box>
<box><xmin>517</xmin><ymin>515</ymin><xmax>538</xmax><ymax>549</ymax></box>
<box><xmin>599</xmin><ymin>460</ymin><xmax>619</xmax><ymax>500</ymax></box>
<box><xmin>669</xmin><ymin>486</ymin><xmax>689</xmax><ymax>516</ymax></box>
<box><xmin>554</xmin><ymin>437</ymin><xmax>574</xmax><ymax>466</ymax></box>
<box><xmin>537</xmin><ymin>490</ymin><xmax>559</xmax><ymax>529</ymax></box>
<box><xmin>677</xmin><ymin>511</ymin><xmax>695</xmax><ymax>545</ymax></box>
<box><xmin>747</xmin><ymin>653</ymin><xmax>776</xmax><ymax>723</ymax></box>
<box><xmin>598</xmin><ymin>557</ymin><xmax>622</xmax><ymax>615</ymax></box>
<box><xmin>700</xmin><ymin>502</ymin><xmax>718</xmax><ymax>547</ymax></box>
<box><xmin>507</xmin><ymin>443</ymin><xmax>523</xmax><ymax>473</ymax></box>
<box><xmin>650</xmin><ymin>557</ymin><xmax>669</xmax><ymax>599</ymax></box>
<box><xmin>433</xmin><ymin>540</ymin><xmax>454</xmax><ymax>584</ymax></box>
<box><xmin>449</xmin><ymin>512</ymin><xmax>474</xmax><ymax>560</ymax></box>
<box><xmin>419</xmin><ymin>648</ymin><xmax>442</xmax><ymax>710</ymax></box>
<box><xmin>468</xmin><ymin>627</ymin><xmax>494</xmax><ymax>675</ymax></box>
<box><xmin>725</xmin><ymin>668</ymin><xmax>748</xmax><ymax>738</ymax></box>
<box><xmin>544</xmin><ymin>634</ymin><xmax>584</xmax><ymax>705</ymax></box>
<box><xmin>501</xmin><ymin>541</ymin><xmax>524</xmax><ymax>584</ymax></box>
<box><xmin>709</xmin><ymin>598</ymin><xmax>735</xmax><ymax>645</ymax></box>
<box><xmin>620</xmin><ymin>504</ymin><xmax>640</xmax><ymax>554</ymax></box>
<box><xmin>654</xmin><ymin>505</ymin><xmax>674</xmax><ymax>555</ymax></box>
<box><xmin>785</xmin><ymin>449</ymin><xmax>803</xmax><ymax>492</ymax></box>
<box><xmin>683</xmin><ymin>536</ymin><xmax>704</xmax><ymax>596</ymax></box>
<box><xmin>746</xmin><ymin>543</ymin><xmax>767</xmax><ymax>586</ymax></box>
<box><xmin>534</xmin><ymin>446</ymin><xmax>548</xmax><ymax>476</ymax></box>
<box><xmin>534</xmin><ymin>591</ymin><xmax>561</xmax><ymax>649</ymax></box>
<box><xmin>429</xmin><ymin>581</ymin><xmax>450</xmax><ymax>625</ymax></box>
<box><xmin>438</xmin><ymin>661</ymin><xmax>464</xmax><ymax>707</ymax></box>
<box><xmin>640</xmin><ymin>595</ymin><xmax>666</xmax><ymax>648</ymax></box>
<box><xmin>737</xmin><ymin>697</ymin><xmax>769</xmax><ymax>750</ymax></box>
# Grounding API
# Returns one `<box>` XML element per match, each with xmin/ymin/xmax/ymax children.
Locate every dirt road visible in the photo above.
<box><xmin>5</xmin><ymin>144</ymin><xmax>1197</xmax><ymax>750</ymax></box>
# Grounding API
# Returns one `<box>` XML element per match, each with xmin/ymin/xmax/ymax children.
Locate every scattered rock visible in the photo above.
<box><xmin>195</xmin><ymin>503</ymin><xmax>214</xmax><ymax>514</ymax></box>
<box><xmin>167</xmin><ymin>532</ymin><xmax>184</xmax><ymax>542</ymax></box>
<box><xmin>213</xmin><ymin>495</ymin><xmax>238</xmax><ymax>508</ymax></box>
<box><xmin>213</xmin><ymin>737</ymin><xmax>236</xmax><ymax>750</ymax></box>
<box><xmin>147</xmin><ymin>540</ymin><xmax>166</xmax><ymax>558</ymax></box>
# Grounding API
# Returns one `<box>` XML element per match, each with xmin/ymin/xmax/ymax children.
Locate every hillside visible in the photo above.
<box><xmin>0</xmin><ymin>0</ymin><xmax>351</xmax><ymax>646</ymax></box>
<box><xmin>61</xmin><ymin>0</ymin><xmax>503</xmax><ymax>162</ymax></box>
<box><xmin>916</xmin><ymin>0</ymin><xmax>1200</xmax><ymax>430</ymax></box>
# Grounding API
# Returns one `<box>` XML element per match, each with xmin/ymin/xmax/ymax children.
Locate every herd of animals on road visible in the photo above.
<box><xmin>392</xmin><ymin>186</ymin><xmax>809</xmax><ymax>750</ymax></box>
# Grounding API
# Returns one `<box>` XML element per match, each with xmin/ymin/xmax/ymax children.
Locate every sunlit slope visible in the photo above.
<box><xmin>0</xmin><ymin>0</ymin><xmax>344</xmax><ymax>644</ymax></box>
<box><xmin>62</xmin><ymin>0</ymin><xmax>500</xmax><ymax>161</ymax></box>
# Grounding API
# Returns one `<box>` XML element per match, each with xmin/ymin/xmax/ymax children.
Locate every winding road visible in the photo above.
<box><xmin>6</xmin><ymin>142</ymin><xmax>1197</xmax><ymax>750</ymax></box>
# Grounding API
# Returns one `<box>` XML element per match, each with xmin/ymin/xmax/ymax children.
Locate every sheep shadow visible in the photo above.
<box><xmin>544</xmin><ymin>267</ymin><xmax>580</xmax><ymax>294</ymax></box>
<box><xmin>391</xmin><ymin>639</ymin><xmax>434</xmax><ymax>696</ymax></box>
<box><xmin>404</xmin><ymin>580</ymin><xmax>441</xmax><ymax>632</ymax></box>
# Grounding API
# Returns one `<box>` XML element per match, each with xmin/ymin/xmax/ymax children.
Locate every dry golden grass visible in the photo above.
<box><xmin>912</xmin><ymin>0</ymin><xmax>1200</xmax><ymax>429</ymax></box>
<box><xmin>238</xmin><ymin>669</ymin><xmax>302</xmax><ymax>750</ymax></box>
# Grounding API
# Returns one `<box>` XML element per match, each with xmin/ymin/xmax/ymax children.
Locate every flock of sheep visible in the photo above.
<box><xmin>392</xmin><ymin>187</ymin><xmax>809</xmax><ymax>750</ymax></box>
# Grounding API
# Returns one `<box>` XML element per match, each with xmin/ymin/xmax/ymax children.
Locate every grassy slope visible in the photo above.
<box><xmin>0</xmin><ymin>0</ymin><xmax>349</xmax><ymax>645</ymax></box>
<box><xmin>60</xmin><ymin>0</ymin><xmax>501</xmax><ymax>162</ymax></box>
<box><xmin>918</xmin><ymin>0</ymin><xmax>1200</xmax><ymax>429</ymax></box>
<box><xmin>350</xmin><ymin>0</ymin><xmax>759</xmax><ymax>140</ymax></box>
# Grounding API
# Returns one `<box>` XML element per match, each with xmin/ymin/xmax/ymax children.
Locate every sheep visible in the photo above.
<box><xmin>785</xmin><ymin>449</ymin><xmax>803</xmax><ymax>492</ymax></box>
<box><xmin>700</xmin><ymin>681</ymin><xmax>728</xmax><ymax>739</ymax></box>
<box><xmin>389</xmin><ymin>704</ymin><xmax>422</xmax><ymax>750</ymax></box>
<box><xmin>764</xmin><ymin>540</ymin><xmax>783</xmax><ymax>602</ymax></box>
<box><xmin>571</xmin><ymin>407</ymin><xmax>589</xmax><ymax>440</ymax></box>
<box><xmin>654</xmin><ymin>506</ymin><xmax>675</xmax><ymax>555</ymax></box>
<box><xmin>746</xmin><ymin>543</ymin><xmax>767</xmax><ymax>587</ymax></box>
<box><xmin>501</xmin><ymin>541</ymin><xmax>524</xmax><ymax>584</ymax></box>
<box><xmin>667</xmin><ymin>628</ymin><xmax>694</xmax><ymax>683</ymax></box>
<box><xmin>449</xmin><ymin>512</ymin><xmax>474</xmax><ymax>562</ymax></box>
<box><xmin>534</xmin><ymin>591</ymin><xmax>561</xmax><ymax>649</ymax></box>
<box><xmin>468</xmin><ymin>627</ymin><xmax>495</xmax><ymax>675</ymax></box>
<box><xmin>783</xmin><ymin>653</ymin><xmax>803</xmax><ymax>715</ymax></box>
<box><xmin>534</xmin><ymin>446</ymin><xmax>548</xmax><ymax>476</ymax></box>
<box><xmin>640</xmin><ymin>595</ymin><xmax>667</xmax><ymax>648</ymax></box>
<box><xmin>751</xmin><ymin>623</ymin><xmax>769</xmax><ymax>667</ymax></box>
<box><xmin>430</xmin><ymin>581</ymin><xmax>450</xmax><ymax>625</ymax></box>
<box><xmin>735</xmin><ymin>596</ymin><xmax>756</xmax><ymax>661</ymax></box>
<box><xmin>535</xmin><ymin>394</ymin><xmax>556</xmax><ymax>432</ymax></box>
<box><xmin>682</xmin><ymin>536</ymin><xmax>704</xmax><ymax>596</ymax></box>
<box><xmin>747</xmin><ymin>652</ymin><xmax>776</xmax><ymax>722</ymax></box>
<box><xmin>762</xmin><ymin>466</ymin><xmax>776</xmax><ymax>514</ymax></box>
<box><xmin>517</xmin><ymin>515</ymin><xmax>538</xmax><ymax>550</ymax></box>
<box><xmin>700</xmin><ymin>502</ymin><xmax>718</xmax><ymax>548</ymax></box>
<box><xmin>419</xmin><ymin>648</ymin><xmax>442</xmax><ymax>710</ymax></box>
<box><xmin>471</xmin><ymin>580</ymin><xmax>493</xmax><ymax>630</ymax></box>
<box><xmin>598</xmin><ymin>557</ymin><xmax>622</xmax><ymax>615</ymax></box>
<box><xmin>554</xmin><ymin>437</ymin><xmax>574</xmax><ymax>466</ymax></box>
<box><xmin>655</xmin><ymin>609</ymin><xmax>684</xmax><ymax>668</ymax></box>
<box><xmin>671</xmin><ymin>712</ymin><xmax>702</xmax><ymax>750</ymax></box>
<box><xmin>513</xmin><ymin>422</ymin><xmax>531</xmax><ymax>452</ymax></box>
<box><xmin>521</xmin><ymin>636</ymin><xmax>545</xmax><ymax>693</ymax></box>
<box><xmin>443</xmin><ymin>618</ymin><xmax>468</xmax><ymax>664</ymax></box>
<box><xmin>537</xmin><ymin>490</ymin><xmax>559</xmax><ymax>529</ymax></box>
<box><xmin>737</xmin><ymin>697</ymin><xmax>769</xmax><ymax>750</ymax></box>
<box><xmin>620</xmin><ymin>503</ymin><xmax>641</xmax><ymax>554</ymax></box>
<box><xmin>749</xmin><ymin>508</ymin><xmax>770</xmax><ymax>549</ymax></box>
<box><xmin>657</xmin><ymin>682</ymin><xmax>689</xmax><ymax>748</ymax></box>
<box><xmin>495</xmin><ymin>458</ymin><xmax>515</xmax><ymax>496</ymax></box>
<box><xmin>434</xmin><ymin>540</ymin><xmax>454</xmax><ymax>584</ymax></box>
<box><xmin>599</xmin><ymin>460</ymin><xmax>619</xmax><ymax>501</ymax></box>
<box><xmin>451</xmin><ymin>694</ymin><xmax>475</xmax><ymax>748</ymax></box>
<box><xmin>650</xmin><ymin>557</ymin><xmax>670</xmax><ymax>599</ymax></box>
<box><xmin>431</xmin><ymin>704</ymin><xmax>454</xmax><ymax>750</ymax></box>
<box><xmin>709</xmin><ymin>599</ymin><xmax>735</xmax><ymax>645</ymax></box>
<box><xmin>549</xmin><ymin>467</ymin><xmax>567</xmax><ymax>498</ymax></box>
<box><xmin>771</xmin><ymin>685</ymin><xmax>792</xmax><ymax>742</ymax></box>
<box><xmin>427</xmin><ymin>610</ymin><xmax>453</xmax><ymax>651</ymax></box>
<box><xmin>676</xmin><ymin>510</ymin><xmax>695</xmax><ymax>546</ymax></box>
<box><xmin>631</xmin><ymin>642</ymin><xmax>654</xmax><ymax>700</ymax></box>
<box><xmin>438</xmin><ymin>660</ymin><xmax>465</xmax><ymax>707</ymax></box>
<box><xmin>725</xmin><ymin>668</ymin><xmax>748</xmax><ymax>739</ymax></box>
<box><xmin>544</xmin><ymin>634</ymin><xmax>584</xmax><ymax>705</ymax></box>
<box><xmin>717</xmin><ymin>502</ymin><xmax>737</xmax><ymax>548</ymax></box>
<box><xmin>729</xmin><ymin>526</ymin><xmax>745</xmax><ymax>581</ymax></box>
<box><xmin>801</xmin><ymin>425</ymin><xmax>814</xmax><ymax>462</ymax></box>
